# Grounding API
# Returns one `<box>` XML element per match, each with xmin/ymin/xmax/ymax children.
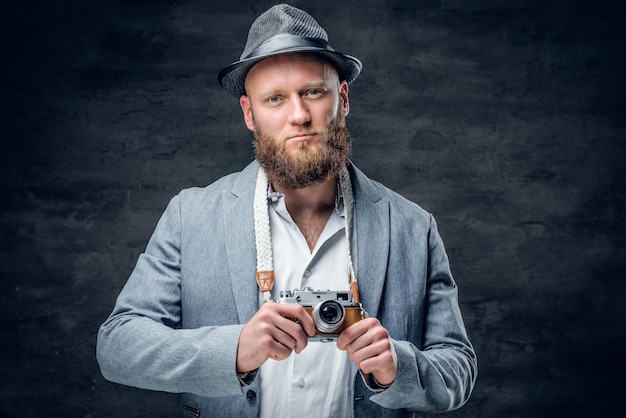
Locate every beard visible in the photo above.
<box><xmin>253</xmin><ymin>111</ymin><xmax>352</xmax><ymax>190</ymax></box>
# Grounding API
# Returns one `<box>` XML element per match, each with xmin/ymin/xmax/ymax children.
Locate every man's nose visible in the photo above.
<box><xmin>288</xmin><ymin>96</ymin><xmax>311</xmax><ymax>125</ymax></box>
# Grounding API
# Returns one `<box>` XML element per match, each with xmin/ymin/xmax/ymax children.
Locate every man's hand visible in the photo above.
<box><xmin>236</xmin><ymin>303</ymin><xmax>316</xmax><ymax>373</ymax></box>
<box><xmin>337</xmin><ymin>317</ymin><xmax>398</xmax><ymax>386</ymax></box>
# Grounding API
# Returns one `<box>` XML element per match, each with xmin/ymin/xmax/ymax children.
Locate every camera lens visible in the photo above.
<box><xmin>321</xmin><ymin>305</ymin><xmax>340</xmax><ymax>323</ymax></box>
<box><xmin>312</xmin><ymin>300</ymin><xmax>345</xmax><ymax>333</ymax></box>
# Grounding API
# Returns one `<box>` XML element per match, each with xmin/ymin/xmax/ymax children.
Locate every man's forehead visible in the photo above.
<box><xmin>244</xmin><ymin>52</ymin><xmax>340</xmax><ymax>95</ymax></box>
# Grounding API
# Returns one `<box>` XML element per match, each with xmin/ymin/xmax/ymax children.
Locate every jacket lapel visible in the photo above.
<box><xmin>223</xmin><ymin>162</ymin><xmax>261</xmax><ymax>324</ymax></box>
<box><xmin>350</xmin><ymin>164</ymin><xmax>390</xmax><ymax>319</ymax></box>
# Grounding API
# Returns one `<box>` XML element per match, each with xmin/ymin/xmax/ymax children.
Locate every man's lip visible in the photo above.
<box><xmin>286</xmin><ymin>133</ymin><xmax>316</xmax><ymax>142</ymax></box>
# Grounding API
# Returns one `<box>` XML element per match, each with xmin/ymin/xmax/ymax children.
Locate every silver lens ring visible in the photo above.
<box><xmin>312</xmin><ymin>300</ymin><xmax>345</xmax><ymax>333</ymax></box>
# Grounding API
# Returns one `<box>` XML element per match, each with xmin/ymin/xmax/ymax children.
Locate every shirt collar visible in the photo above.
<box><xmin>267</xmin><ymin>181</ymin><xmax>346</xmax><ymax>218</ymax></box>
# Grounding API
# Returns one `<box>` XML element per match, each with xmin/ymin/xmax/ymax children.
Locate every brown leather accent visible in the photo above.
<box><xmin>256</xmin><ymin>271</ymin><xmax>275</xmax><ymax>292</ymax></box>
<box><xmin>304</xmin><ymin>305</ymin><xmax>364</xmax><ymax>336</ymax></box>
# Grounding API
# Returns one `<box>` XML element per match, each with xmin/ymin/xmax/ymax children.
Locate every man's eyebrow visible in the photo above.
<box><xmin>297</xmin><ymin>80</ymin><xmax>332</xmax><ymax>93</ymax></box>
<box><xmin>257</xmin><ymin>80</ymin><xmax>329</xmax><ymax>97</ymax></box>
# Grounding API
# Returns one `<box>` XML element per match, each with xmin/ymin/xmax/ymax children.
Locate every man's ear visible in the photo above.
<box><xmin>240</xmin><ymin>95</ymin><xmax>255</xmax><ymax>131</ymax></box>
<box><xmin>339</xmin><ymin>81</ymin><xmax>350</xmax><ymax>117</ymax></box>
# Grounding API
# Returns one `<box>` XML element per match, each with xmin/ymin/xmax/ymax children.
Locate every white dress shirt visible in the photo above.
<box><xmin>259</xmin><ymin>189</ymin><xmax>357</xmax><ymax>418</ymax></box>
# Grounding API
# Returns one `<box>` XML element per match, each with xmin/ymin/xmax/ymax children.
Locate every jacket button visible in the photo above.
<box><xmin>246</xmin><ymin>390</ymin><xmax>257</xmax><ymax>402</ymax></box>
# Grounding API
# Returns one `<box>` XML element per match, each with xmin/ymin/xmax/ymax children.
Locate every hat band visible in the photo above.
<box><xmin>244</xmin><ymin>33</ymin><xmax>336</xmax><ymax>60</ymax></box>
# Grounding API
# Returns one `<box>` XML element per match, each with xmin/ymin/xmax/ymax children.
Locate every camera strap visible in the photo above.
<box><xmin>253</xmin><ymin>165</ymin><xmax>358</xmax><ymax>303</ymax></box>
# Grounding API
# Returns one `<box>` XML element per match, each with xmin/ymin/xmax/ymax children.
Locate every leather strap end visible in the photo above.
<box><xmin>350</xmin><ymin>280</ymin><xmax>360</xmax><ymax>303</ymax></box>
<box><xmin>256</xmin><ymin>271</ymin><xmax>275</xmax><ymax>293</ymax></box>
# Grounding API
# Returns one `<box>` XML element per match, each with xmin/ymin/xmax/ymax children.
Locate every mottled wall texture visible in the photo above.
<box><xmin>1</xmin><ymin>0</ymin><xmax>624</xmax><ymax>417</ymax></box>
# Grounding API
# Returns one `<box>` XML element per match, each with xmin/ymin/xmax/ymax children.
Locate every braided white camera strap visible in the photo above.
<box><xmin>253</xmin><ymin>166</ymin><xmax>357</xmax><ymax>302</ymax></box>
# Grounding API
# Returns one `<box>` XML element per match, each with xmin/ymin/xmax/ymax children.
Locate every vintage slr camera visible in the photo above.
<box><xmin>277</xmin><ymin>288</ymin><xmax>366</xmax><ymax>342</ymax></box>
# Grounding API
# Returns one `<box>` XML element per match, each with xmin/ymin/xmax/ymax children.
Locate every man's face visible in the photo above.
<box><xmin>240</xmin><ymin>53</ymin><xmax>351</xmax><ymax>189</ymax></box>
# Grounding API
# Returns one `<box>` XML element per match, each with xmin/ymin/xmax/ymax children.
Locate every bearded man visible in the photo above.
<box><xmin>97</xmin><ymin>4</ymin><xmax>477</xmax><ymax>418</ymax></box>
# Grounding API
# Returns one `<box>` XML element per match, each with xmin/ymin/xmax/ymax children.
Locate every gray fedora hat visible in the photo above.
<box><xmin>218</xmin><ymin>4</ymin><xmax>362</xmax><ymax>98</ymax></box>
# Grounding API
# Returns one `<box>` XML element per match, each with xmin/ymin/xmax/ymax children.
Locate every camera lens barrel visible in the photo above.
<box><xmin>312</xmin><ymin>300</ymin><xmax>346</xmax><ymax>333</ymax></box>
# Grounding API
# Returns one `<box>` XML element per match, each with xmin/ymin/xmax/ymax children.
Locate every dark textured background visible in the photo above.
<box><xmin>1</xmin><ymin>0</ymin><xmax>625</xmax><ymax>417</ymax></box>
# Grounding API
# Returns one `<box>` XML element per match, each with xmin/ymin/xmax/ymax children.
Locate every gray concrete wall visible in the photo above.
<box><xmin>1</xmin><ymin>0</ymin><xmax>624</xmax><ymax>416</ymax></box>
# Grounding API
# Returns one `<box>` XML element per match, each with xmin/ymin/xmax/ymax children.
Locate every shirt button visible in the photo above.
<box><xmin>246</xmin><ymin>390</ymin><xmax>257</xmax><ymax>402</ymax></box>
<box><xmin>298</xmin><ymin>378</ymin><xmax>306</xmax><ymax>388</ymax></box>
<box><xmin>303</xmin><ymin>270</ymin><xmax>311</xmax><ymax>278</ymax></box>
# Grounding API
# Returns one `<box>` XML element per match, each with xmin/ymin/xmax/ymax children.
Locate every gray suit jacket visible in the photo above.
<box><xmin>97</xmin><ymin>161</ymin><xmax>477</xmax><ymax>417</ymax></box>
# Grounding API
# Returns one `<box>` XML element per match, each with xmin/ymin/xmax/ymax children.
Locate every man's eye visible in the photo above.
<box><xmin>307</xmin><ymin>89</ymin><xmax>323</xmax><ymax>96</ymax></box>
<box><xmin>267</xmin><ymin>96</ymin><xmax>280</xmax><ymax>103</ymax></box>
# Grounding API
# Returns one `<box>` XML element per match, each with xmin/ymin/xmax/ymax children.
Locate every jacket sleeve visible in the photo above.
<box><xmin>369</xmin><ymin>214</ymin><xmax>477</xmax><ymax>412</ymax></box>
<box><xmin>96</xmin><ymin>195</ymin><xmax>245</xmax><ymax>398</ymax></box>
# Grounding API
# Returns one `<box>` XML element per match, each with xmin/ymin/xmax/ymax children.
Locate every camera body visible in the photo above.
<box><xmin>277</xmin><ymin>288</ymin><xmax>366</xmax><ymax>342</ymax></box>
